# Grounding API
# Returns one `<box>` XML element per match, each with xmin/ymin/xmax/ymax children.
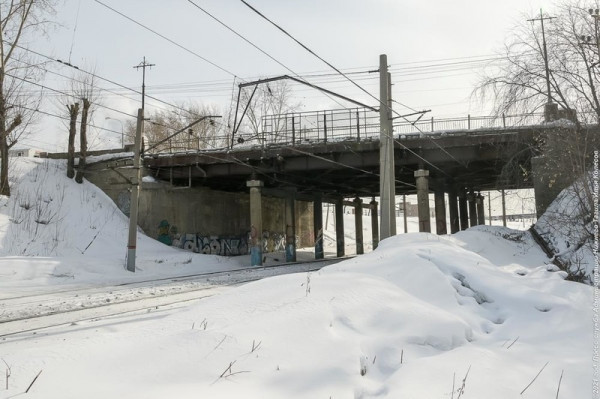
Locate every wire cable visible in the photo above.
<box><xmin>93</xmin><ymin>0</ymin><xmax>238</xmax><ymax>78</ymax></box>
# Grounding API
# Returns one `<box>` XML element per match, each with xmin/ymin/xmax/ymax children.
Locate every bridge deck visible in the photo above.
<box><xmin>144</xmin><ymin>125</ymin><xmax>548</xmax><ymax>199</ymax></box>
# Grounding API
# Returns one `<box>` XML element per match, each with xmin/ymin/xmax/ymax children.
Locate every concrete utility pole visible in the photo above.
<box><xmin>126</xmin><ymin>109</ymin><xmax>143</xmax><ymax>272</ymax></box>
<box><xmin>528</xmin><ymin>9</ymin><xmax>556</xmax><ymax>120</ymax></box>
<box><xmin>126</xmin><ymin>57</ymin><xmax>154</xmax><ymax>273</ymax></box>
<box><xmin>379</xmin><ymin>54</ymin><xmax>396</xmax><ymax>240</ymax></box>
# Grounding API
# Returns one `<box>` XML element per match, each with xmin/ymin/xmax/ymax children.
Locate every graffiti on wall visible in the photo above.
<box><xmin>156</xmin><ymin>220</ymin><xmax>302</xmax><ymax>256</ymax></box>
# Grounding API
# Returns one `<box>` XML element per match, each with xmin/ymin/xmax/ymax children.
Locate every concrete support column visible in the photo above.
<box><xmin>448</xmin><ymin>186</ymin><xmax>460</xmax><ymax>234</ymax></box>
<box><xmin>414</xmin><ymin>169</ymin><xmax>431</xmax><ymax>233</ymax></box>
<box><xmin>501</xmin><ymin>189</ymin><xmax>507</xmax><ymax>227</ymax></box>
<box><xmin>354</xmin><ymin>197</ymin><xmax>364</xmax><ymax>255</ymax></box>
<box><xmin>370</xmin><ymin>198</ymin><xmax>379</xmax><ymax>250</ymax></box>
<box><xmin>314</xmin><ymin>194</ymin><xmax>324</xmax><ymax>259</ymax></box>
<box><xmin>335</xmin><ymin>197</ymin><xmax>345</xmax><ymax>257</ymax></box>
<box><xmin>467</xmin><ymin>191</ymin><xmax>477</xmax><ymax>227</ymax></box>
<box><xmin>247</xmin><ymin>179</ymin><xmax>264</xmax><ymax>266</ymax></box>
<box><xmin>402</xmin><ymin>194</ymin><xmax>408</xmax><ymax>233</ymax></box>
<box><xmin>458</xmin><ymin>189</ymin><xmax>469</xmax><ymax>231</ymax></box>
<box><xmin>434</xmin><ymin>187</ymin><xmax>447</xmax><ymax>235</ymax></box>
<box><xmin>476</xmin><ymin>193</ymin><xmax>485</xmax><ymax>226</ymax></box>
<box><xmin>285</xmin><ymin>189</ymin><xmax>297</xmax><ymax>262</ymax></box>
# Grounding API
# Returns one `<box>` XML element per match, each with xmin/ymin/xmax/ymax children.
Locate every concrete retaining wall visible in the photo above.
<box><xmin>84</xmin><ymin>158</ymin><xmax>314</xmax><ymax>254</ymax></box>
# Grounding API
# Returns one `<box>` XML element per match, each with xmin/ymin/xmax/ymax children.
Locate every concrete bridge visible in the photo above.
<box><xmin>139</xmin><ymin>109</ymin><xmax>571</xmax><ymax>265</ymax></box>
<box><xmin>74</xmin><ymin>109</ymin><xmax>586</xmax><ymax>266</ymax></box>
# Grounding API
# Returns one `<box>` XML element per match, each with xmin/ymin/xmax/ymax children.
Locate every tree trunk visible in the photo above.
<box><xmin>75</xmin><ymin>98</ymin><xmax>90</xmax><ymax>184</ymax></box>
<box><xmin>67</xmin><ymin>103</ymin><xmax>79</xmax><ymax>179</ymax></box>
<box><xmin>0</xmin><ymin>90</ymin><xmax>8</xmax><ymax>196</ymax></box>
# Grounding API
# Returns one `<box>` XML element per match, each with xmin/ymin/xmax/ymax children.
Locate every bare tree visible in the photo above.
<box><xmin>130</xmin><ymin>102</ymin><xmax>222</xmax><ymax>153</ymax></box>
<box><xmin>56</xmin><ymin>67</ymin><xmax>101</xmax><ymax>180</ymax></box>
<box><xmin>476</xmin><ymin>1</ymin><xmax>600</xmax><ymax>282</ymax></box>
<box><xmin>66</xmin><ymin>103</ymin><xmax>79</xmax><ymax>178</ymax></box>
<box><xmin>476</xmin><ymin>0</ymin><xmax>599</xmax><ymax>121</ymax></box>
<box><xmin>75</xmin><ymin>98</ymin><xmax>90</xmax><ymax>183</ymax></box>
<box><xmin>0</xmin><ymin>0</ymin><xmax>56</xmax><ymax>196</ymax></box>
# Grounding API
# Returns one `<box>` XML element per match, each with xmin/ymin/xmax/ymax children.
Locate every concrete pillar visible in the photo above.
<box><xmin>335</xmin><ymin>197</ymin><xmax>345</xmax><ymax>257</ymax></box>
<box><xmin>402</xmin><ymin>194</ymin><xmax>408</xmax><ymax>233</ymax></box>
<box><xmin>414</xmin><ymin>169</ymin><xmax>431</xmax><ymax>233</ymax></box>
<box><xmin>458</xmin><ymin>189</ymin><xmax>469</xmax><ymax>231</ymax></box>
<box><xmin>370</xmin><ymin>198</ymin><xmax>379</xmax><ymax>250</ymax></box>
<box><xmin>285</xmin><ymin>190</ymin><xmax>297</xmax><ymax>262</ymax></box>
<box><xmin>434</xmin><ymin>187</ymin><xmax>447</xmax><ymax>235</ymax></box>
<box><xmin>354</xmin><ymin>197</ymin><xmax>364</xmax><ymax>255</ymax></box>
<box><xmin>448</xmin><ymin>186</ymin><xmax>460</xmax><ymax>234</ymax></box>
<box><xmin>476</xmin><ymin>193</ymin><xmax>485</xmax><ymax>226</ymax></box>
<box><xmin>501</xmin><ymin>189</ymin><xmax>507</xmax><ymax>227</ymax></box>
<box><xmin>247</xmin><ymin>179</ymin><xmax>264</xmax><ymax>266</ymax></box>
<box><xmin>314</xmin><ymin>195</ymin><xmax>324</xmax><ymax>259</ymax></box>
<box><xmin>467</xmin><ymin>191</ymin><xmax>477</xmax><ymax>227</ymax></box>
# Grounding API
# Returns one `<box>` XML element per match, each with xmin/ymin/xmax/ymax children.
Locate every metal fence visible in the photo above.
<box><xmin>256</xmin><ymin>108</ymin><xmax>546</xmax><ymax>147</ymax></box>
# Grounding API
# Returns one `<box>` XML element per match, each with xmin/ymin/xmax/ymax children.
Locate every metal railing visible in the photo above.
<box><xmin>252</xmin><ymin>108</ymin><xmax>546</xmax><ymax>147</ymax></box>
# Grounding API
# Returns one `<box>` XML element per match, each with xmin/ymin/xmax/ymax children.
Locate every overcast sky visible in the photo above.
<box><xmin>26</xmin><ymin>0</ymin><xmax>558</xmax><ymax>151</ymax></box>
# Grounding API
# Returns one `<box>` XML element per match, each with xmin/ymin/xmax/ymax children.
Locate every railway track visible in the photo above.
<box><xmin>0</xmin><ymin>257</ymin><xmax>345</xmax><ymax>338</ymax></box>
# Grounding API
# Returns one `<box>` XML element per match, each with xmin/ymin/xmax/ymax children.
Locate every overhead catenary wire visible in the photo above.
<box><xmin>239</xmin><ymin>0</ymin><xmax>462</xmax><ymax>177</ymax></box>
<box><xmin>8</xmin><ymin>43</ymin><xmax>202</xmax><ymax>118</ymax></box>
<box><xmin>185</xmin><ymin>1</ymin><xmax>350</xmax><ymax>110</ymax></box>
<box><xmin>93</xmin><ymin>0</ymin><xmax>239</xmax><ymax>79</ymax></box>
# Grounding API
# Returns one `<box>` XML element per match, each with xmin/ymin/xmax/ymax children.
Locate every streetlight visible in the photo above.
<box><xmin>105</xmin><ymin>116</ymin><xmax>124</xmax><ymax>148</ymax></box>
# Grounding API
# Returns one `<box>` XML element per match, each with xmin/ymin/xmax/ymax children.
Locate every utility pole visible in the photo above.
<box><xmin>126</xmin><ymin>57</ymin><xmax>154</xmax><ymax>273</ymax></box>
<box><xmin>379</xmin><ymin>54</ymin><xmax>396</xmax><ymax>240</ymax></box>
<box><xmin>528</xmin><ymin>9</ymin><xmax>556</xmax><ymax>120</ymax></box>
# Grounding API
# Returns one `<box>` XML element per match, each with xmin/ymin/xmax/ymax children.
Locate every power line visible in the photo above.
<box><xmin>5</xmin><ymin>71</ymin><xmax>139</xmax><ymax>120</ymax></box>
<box><xmin>185</xmin><ymin>1</ymin><xmax>349</xmax><ymax>109</ymax></box>
<box><xmin>9</xmin><ymin>43</ymin><xmax>200</xmax><ymax>117</ymax></box>
<box><xmin>93</xmin><ymin>0</ymin><xmax>239</xmax><ymax>78</ymax></box>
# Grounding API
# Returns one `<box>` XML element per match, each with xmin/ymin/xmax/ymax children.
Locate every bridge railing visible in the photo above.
<box><xmin>256</xmin><ymin>108</ymin><xmax>546</xmax><ymax>147</ymax></box>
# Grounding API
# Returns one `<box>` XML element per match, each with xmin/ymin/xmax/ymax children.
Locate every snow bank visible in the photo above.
<box><xmin>2</xmin><ymin>229</ymin><xmax>591</xmax><ymax>399</ymax></box>
<box><xmin>0</xmin><ymin>158</ymin><xmax>245</xmax><ymax>292</ymax></box>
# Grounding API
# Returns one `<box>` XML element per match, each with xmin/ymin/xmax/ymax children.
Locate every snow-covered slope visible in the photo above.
<box><xmin>2</xmin><ymin>228</ymin><xmax>591</xmax><ymax>399</ymax></box>
<box><xmin>534</xmin><ymin>174</ymin><xmax>595</xmax><ymax>283</ymax></box>
<box><xmin>0</xmin><ymin>158</ymin><xmax>243</xmax><ymax>292</ymax></box>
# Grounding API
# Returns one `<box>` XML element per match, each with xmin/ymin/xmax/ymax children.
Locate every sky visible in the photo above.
<box><xmin>21</xmin><ymin>0</ymin><xmax>559</xmax><ymax>151</ymax></box>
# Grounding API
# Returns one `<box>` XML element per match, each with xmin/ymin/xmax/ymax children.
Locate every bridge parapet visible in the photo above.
<box><xmin>238</xmin><ymin>108</ymin><xmax>547</xmax><ymax>148</ymax></box>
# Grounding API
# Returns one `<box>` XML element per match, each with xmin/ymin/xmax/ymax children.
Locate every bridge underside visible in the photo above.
<box><xmin>145</xmin><ymin>127</ymin><xmax>540</xmax><ymax>200</ymax></box>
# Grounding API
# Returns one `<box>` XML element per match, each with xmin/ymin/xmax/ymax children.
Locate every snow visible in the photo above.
<box><xmin>0</xmin><ymin>158</ymin><xmax>595</xmax><ymax>398</ymax></box>
<box><xmin>534</xmin><ymin>173</ymin><xmax>596</xmax><ymax>283</ymax></box>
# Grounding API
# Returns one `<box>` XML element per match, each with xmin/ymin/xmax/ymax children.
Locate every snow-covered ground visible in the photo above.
<box><xmin>0</xmin><ymin>158</ymin><xmax>595</xmax><ymax>398</ymax></box>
